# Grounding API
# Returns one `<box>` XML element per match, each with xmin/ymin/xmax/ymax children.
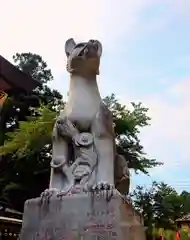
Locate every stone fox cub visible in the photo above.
<box><xmin>41</xmin><ymin>39</ymin><xmax>130</xmax><ymax>198</ymax></box>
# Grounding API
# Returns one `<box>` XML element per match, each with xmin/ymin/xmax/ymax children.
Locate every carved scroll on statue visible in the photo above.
<box><xmin>51</xmin><ymin>117</ymin><xmax>98</xmax><ymax>194</ymax></box>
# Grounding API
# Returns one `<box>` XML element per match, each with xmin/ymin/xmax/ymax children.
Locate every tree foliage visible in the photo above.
<box><xmin>13</xmin><ymin>53</ymin><xmax>53</xmax><ymax>84</ymax></box>
<box><xmin>131</xmin><ymin>181</ymin><xmax>190</xmax><ymax>238</ymax></box>
<box><xmin>0</xmin><ymin>53</ymin><xmax>62</xmax><ymax>143</ymax></box>
<box><xmin>104</xmin><ymin>94</ymin><xmax>162</xmax><ymax>173</ymax></box>
<box><xmin>0</xmin><ymin>53</ymin><xmax>62</xmax><ymax>210</ymax></box>
<box><xmin>0</xmin><ymin>107</ymin><xmax>55</xmax><ymax>157</ymax></box>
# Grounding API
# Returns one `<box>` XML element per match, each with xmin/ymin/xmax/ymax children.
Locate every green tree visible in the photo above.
<box><xmin>131</xmin><ymin>183</ymin><xmax>155</xmax><ymax>237</ymax></box>
<box><xmin>131</xmin><ymin>181</ymin><xmax>190</xmax><ymax>237</ymax></box>
<box><xmin>180</xmin><ymin>191</ymin><xmax>190</xmax><ymax>215</ymax></box>
<box><xmin>104</xmin><ymin>94</ymin><xmax>161</xmax><ymax>173</ymax></box>
<box><xmin>13</xmin><ymin>53</ymin><xmax>62</xmax><ymax>107</ymax></box>
<box><xmin>0</xmin><ymin>53</ymin><xmax>62</xmax><ymax>143</ymax></box>
<box><xmin>0</xmin><ymin>53</ymin><xmax>62</xmax><ymax>210</ymax></box>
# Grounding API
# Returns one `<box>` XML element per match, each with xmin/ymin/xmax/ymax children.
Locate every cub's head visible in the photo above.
<box><xmin>65</xmin><ymin>38</ymin><xmax>102</xmax><ymax>76</ymax></box>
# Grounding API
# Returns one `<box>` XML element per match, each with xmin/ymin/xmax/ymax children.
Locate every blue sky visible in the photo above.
<box><xmin>1</xmin><ymin>0</ymin><xmax>190</xmax><ymax>192</ymax></box>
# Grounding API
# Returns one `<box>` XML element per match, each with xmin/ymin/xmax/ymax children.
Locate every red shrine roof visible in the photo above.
<box><xmin>0</xmin><ymin>55</ymin><xmax>40</xmax><ymax>92</ymax></box>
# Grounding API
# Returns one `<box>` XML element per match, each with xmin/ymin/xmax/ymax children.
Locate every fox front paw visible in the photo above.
<box><xmin>40</xmin><ymin>188</ymin><xmax>59</xmax><ymax>203</ymax></box>
<box><xmin>92</xmin><ymin>182</ymin><xmax>114</xmax><ymax>191</ymax></box>
<box><xmin>91</xmin><ymin>182</ymin><xmax>114</xmax><ymax>201</ymax></box>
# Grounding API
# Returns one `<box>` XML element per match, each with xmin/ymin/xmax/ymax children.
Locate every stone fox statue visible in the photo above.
<box><xmin>41</xmin><ymin>39</ymin><xmax>130</xmax><ymax>198</ymax></box>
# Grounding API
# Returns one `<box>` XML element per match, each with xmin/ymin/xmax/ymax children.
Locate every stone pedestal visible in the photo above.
<box><xmin>19</xmin><ymin>190</ymin><xmax>145</xmax><ymax>239</ymax></box>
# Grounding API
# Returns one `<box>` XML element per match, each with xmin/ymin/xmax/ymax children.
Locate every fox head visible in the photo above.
<box><xmin>65</xmin><ymin>38</ymin><xmax>102</xmax><ymax>76</ymax></box>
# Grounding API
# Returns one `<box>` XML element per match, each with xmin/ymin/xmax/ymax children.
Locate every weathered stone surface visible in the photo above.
<box><xmin>42</xmin><ymin>38</ymin><xmax>130</xmax><ymax>197</ymax></box>
<box><xmin>20</xmin><ymin>190</ymin><xmax>145</xmax><ymax>240</ymax></box>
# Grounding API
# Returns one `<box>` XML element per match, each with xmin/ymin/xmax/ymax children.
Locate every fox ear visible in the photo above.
<box><xmin>65</xmin><ymin>38</ymin><xmax>76</xmax><ymax>57</ymax></box>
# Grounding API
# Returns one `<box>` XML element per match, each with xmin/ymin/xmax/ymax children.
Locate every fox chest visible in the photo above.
<box><xmin>65</xmin><ymin>98</ymin><xmax>100</xmax><ymax>131</ymax></box>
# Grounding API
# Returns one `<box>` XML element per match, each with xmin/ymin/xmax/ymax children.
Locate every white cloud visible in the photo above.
<box><xmin>172</xmin><ymin>0</ymin><xmax>190</xmax><ymax>20</ymax></box>
<box><xmin>139</xmin><ymin>77</ymin><xmax>190</xmax><ymax>177</ymax></box>
<box><xmin>0</xmin><ymin>0</ymin><xmax>153</xmax><ymax>75</ymax></box>
<box><xmin>124</xmin><ymin>77</ymin><xmax>190</xmax><ymax>191</ymax></box>
<box><xmin>109</xmin><ymin>76</ymin><xmax>190</xmax><ymax>186</ymax></box>
<box><xmin>0</xmin><ymin>0</ymin><xmax>188</xmax><ymax>75</ymax></box>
